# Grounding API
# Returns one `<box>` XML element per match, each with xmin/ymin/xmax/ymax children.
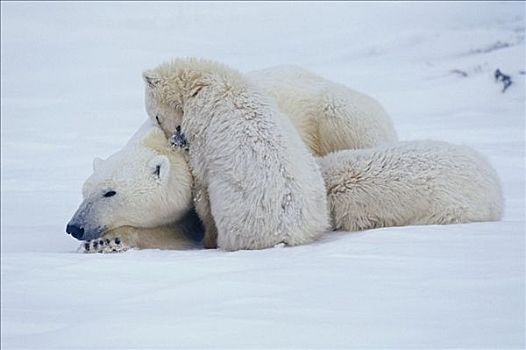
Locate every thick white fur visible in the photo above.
<box><xmin>319</xmin><ymin>140</ymin><xmax>503</xmax><ymax>231</ymax></box>
<box><xmin>79</xmin><ymin>133</ymin><xmax>502</xmax><ymax>251</ymax></box>
<box><xmin>71</xmin><ymin>122</ymin><xmax>195</xmax><ymax>247</ymax></box>
<box><xmin>143</xmin><ymin>59</ymin><xmax>330</xmax><ymax>250</ymax></box>
<box><xmin>248</xmin><ymin>65</ymin><xmax>398</xmax><ymax>155</ymax></box>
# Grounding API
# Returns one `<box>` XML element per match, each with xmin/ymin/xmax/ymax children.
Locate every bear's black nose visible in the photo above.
<box><xmin>66</xmin><ymin>224</ymin><xmax>84</xmax><ymax>240</ymax></box>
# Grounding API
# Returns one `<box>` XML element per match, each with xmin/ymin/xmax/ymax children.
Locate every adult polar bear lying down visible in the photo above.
<box><xmin>68</xmin><ymin>124</ymin><xmax>503</xmax><ymax>253</ymax></box>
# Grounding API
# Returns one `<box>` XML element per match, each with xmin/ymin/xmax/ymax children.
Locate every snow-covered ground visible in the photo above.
<box><xmin>1</xmin><ymin>2</ymin><xmax>524</xmax><ymax>349</ymax></box>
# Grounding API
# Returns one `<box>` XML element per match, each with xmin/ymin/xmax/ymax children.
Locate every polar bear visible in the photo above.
<box><xmin>319</xmin><ymin>140</ymin><xmax>503</xmax><ymax>231</ymax></box>
<box><xmin>247</xmin><ymin>65</ymin><xmax>397</xmax><ymax>155</ymax></box>
<box><xmin>75</xmin><ymin>135</ymin><xmax>503</xmax><ymax>253</ymax></box>
<box><xmin>66</xmin><ymin>122</ymin><xmax>203</xmax><ymax>250</ymax></box>
<box><xmin>142</xmin><ymin>58</ymin><xmax>330</xmax><ymax>250</ymax></box>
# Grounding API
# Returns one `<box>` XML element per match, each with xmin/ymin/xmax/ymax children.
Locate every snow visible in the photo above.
<box><xmin>1</xmin><ymin>2</ymin><xmax>524</xmax><ymax>348</ymax></box>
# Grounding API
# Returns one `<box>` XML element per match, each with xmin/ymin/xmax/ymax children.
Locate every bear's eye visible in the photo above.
<box><xmin>103</xmin><ymin>191</ymin><xmax>116</xmax><ymax>198</ymax></box>
<box><xmin>155</xmin><ymin>115</ymin><xmax>161</xmax><ymax>125</ymax></box>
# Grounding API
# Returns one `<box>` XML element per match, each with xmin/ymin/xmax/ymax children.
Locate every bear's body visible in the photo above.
<box><xmin>143</xmin><ymin>59</ymin><xmax>330</xmax><ymax>250</ymax></box>
<box><xmin>248</xmin><ymin>65</ymin><xmax>397</xmax><ymax>155</ymax></box>
<box><xmin>319</xmin><ymin>141</ymin><xmax>503</xmax><ymax>231</ymax></box>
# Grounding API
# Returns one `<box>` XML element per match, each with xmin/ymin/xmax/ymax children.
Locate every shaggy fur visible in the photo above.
<box><xmin>72</xmin><ymin>131</ymin><xmax>502</xmax><ymax>252</ymax></box>
<box><xmin>319</xmin><ymin>140</ymin><xmax>503</xmax><ymax>231</ymax></box>
<box><xmin>143</xmin><ymin>58</ymin><xmax>330</xmax><ymax>250</ymax></box>
<box><xmin>248</xmin><ymin>65</ymin><xmax>398</xmax><ymax>155</ymax></box>
<box><xmin>67</xmin><ymin>122</ymin><xmax>197</xmax><ymax>243</ymax></box>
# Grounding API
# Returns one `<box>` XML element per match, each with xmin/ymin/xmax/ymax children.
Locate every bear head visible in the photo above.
<box><xmin>142</xmin><ymin>58</ymin><xmax>238</xmax><ymax>138</ymax></box>
<box><xmin>66</xmin><ymin>124</ymin><xmax>193</xmax><ymax>241</ymax></box>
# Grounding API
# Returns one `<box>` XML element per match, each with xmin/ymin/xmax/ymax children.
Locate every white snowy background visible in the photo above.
<box><xmin>1</xmin><ymin>2</ymin><xmax>524</xmax><ymax>349</ymax></box>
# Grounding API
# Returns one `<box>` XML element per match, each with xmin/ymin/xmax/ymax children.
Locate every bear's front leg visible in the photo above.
<box><xmin>193</xmin><ymin>185</ymin><xmax>218</xmax><ymax>249</ymax></box>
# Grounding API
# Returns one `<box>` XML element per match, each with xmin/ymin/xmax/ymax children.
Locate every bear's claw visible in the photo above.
<box><xmin>170</xmin><ymin>126</ymin><xmax>188</xmax><ymax>150</ymax></box>
<box><xmin>81</xmin><ymin>237</ymin><xmax>130</xmax><ymax>254</ymax></box>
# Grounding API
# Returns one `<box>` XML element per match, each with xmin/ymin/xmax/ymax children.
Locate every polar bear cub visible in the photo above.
<box><xmin>319</xmin><ymin>141</ymin><xmax>503</xmax><ymax>231</ymax></box>
<box><xmin>66</xmin><ymin>122</ymin><xmax>202</xmax><ymax>250</ymax></box>
<box><xmin>248</xmin><ymin>65</ymin><xmax>398</xmax><ymax>155</ymax></box>
<box><xmin>142</xmin><ymin>58</ymin><xmax>330</xmax><ymax>250</ymax></box>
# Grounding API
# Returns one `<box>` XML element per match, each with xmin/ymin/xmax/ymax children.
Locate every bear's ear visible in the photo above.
<box><xmin>92</xmin><ymin>157</ymin><xmax>104</xmax><ymax>172</ymax></box>
<box><xmin>142</xmin><ymin>70</ymin><xmax>161</xmax><ymax>88</ymax></box>
<box><xmin>149</xmin><ymin>155</ymin><xmax>170</xmax><ymax>183</ymax></box>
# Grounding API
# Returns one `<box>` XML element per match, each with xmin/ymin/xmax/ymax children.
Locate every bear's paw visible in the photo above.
<box><xmin>80</xmin><ymin>237</ymin><xmax>131</xmax><ymax>254</ymax></box>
